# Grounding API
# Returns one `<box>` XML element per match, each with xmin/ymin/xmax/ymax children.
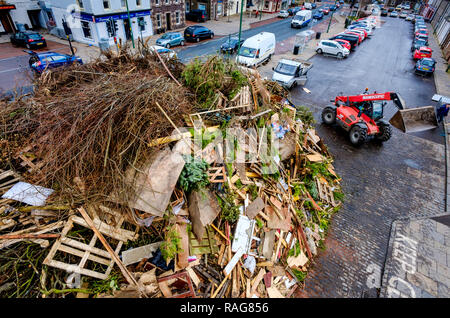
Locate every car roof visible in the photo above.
<box><xmin>419</xmin><ymin>47</ymin><xmax>431</xmax><ymax>51</ymax></box>
<box><xmin>279</xmin><ymin>59</ymin><xmax>301</xmax><ymax>67</ymax></box>
<box><xmin>36</xmin><ymin>52</ymin><xmax>68</xmax><ymax>57</ymax></box>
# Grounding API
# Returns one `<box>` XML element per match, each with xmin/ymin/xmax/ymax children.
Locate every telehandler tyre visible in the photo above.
<box><xmin>349</xmin><ymin>125</ymin><xmax>367</xmax><ymax>146</ymax></box>
<box><xmin>321</xmin><ymin>107</ymin><xmax>336</xmax><ymax>125</ymax></box>
<box><xmin>375</xmin><ymin>123</ymin><xmax>392</xmax><ymax>142</ymax></box>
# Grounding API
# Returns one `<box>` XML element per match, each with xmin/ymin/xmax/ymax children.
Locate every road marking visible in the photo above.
<box><xmin>0</xmin><ymin>67</ymin><xmax>23</xmax><ymax>74</ymax></box>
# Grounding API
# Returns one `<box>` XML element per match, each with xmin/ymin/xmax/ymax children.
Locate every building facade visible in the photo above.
<box><xmin>0</xmin><ymin>0</ymin><xmax>49</xmax><ymax>34</ymax></box>
<box><xmin>47</xmin><ymin>0</ymin><xmax>153</xmax><ymax>47</ymax></box>
<box><xmin>427</xmin><ymin>0</ymin><xmax>450</xmax><ymax>62</ymax></box>
<box><xmin>151</xmin><ymin>0</ymin><xmax>185</xmax><ymax>34</ymax></box>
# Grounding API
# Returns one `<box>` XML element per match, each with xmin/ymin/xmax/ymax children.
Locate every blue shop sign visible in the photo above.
<box><xmin>76</xmin><ymin>10</ymin><xmax>151</xmax><ymax>23</ymax></box>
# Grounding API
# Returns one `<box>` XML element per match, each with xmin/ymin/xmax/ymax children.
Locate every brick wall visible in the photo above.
<box><xmin>151</xmin><ymin>0</ymin><xmax>186</xmax><ymax>33</ymax></box>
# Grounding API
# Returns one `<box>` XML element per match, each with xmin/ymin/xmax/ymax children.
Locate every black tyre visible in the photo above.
<box><xmin>321</xmin><ymin>107</ymin><xmax>336</xmax><ymax>125</ymax></box>
<box><xmin>196</xmin><ymin>37</ymin><xmax>200</xmax><ymax>42</ymax></box>
<box><xmin>317</xmin><ymin>48</ymin><xmax>323</xmax><ymax>54</ymax></box>
<box><xmin>180</xmin><ymin>40</ymin><xmax>185</xmax><ymax>46</ymax></box>
<box><xmin>349</xmin><ymin>125</ymin><xmax>367</xmax><ymax>146</ymax></box>
<box><xmin>210</xmin><ymin>33</ymin><xmax>214</xmax><ymax>39</ymax></box>
<box><xmin>166</xmin><ymin>43</ymin><xmax>171</xmax><ymax>48</ymax></box>
<box><xmin>375</xmin><ymin>123</ymin><xmax>392</xmax><ymax>142</ymax></box>
<box><xmin>337</xmin><ymin>52</ymin><xmax>343</xmax><ymax>59</ymax></box>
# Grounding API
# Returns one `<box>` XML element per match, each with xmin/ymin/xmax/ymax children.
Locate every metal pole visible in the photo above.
<box><xmin>327</xmin><ymin>0</ymin><xmax>337</xmax><ymax>32</ymax></box>
<box><xmin>125</xmin><ymin>0</ymin><xmax>135</xmax><ymax>48</ymax></box>
<box><xmin>237</xmin><ymin>0</ymin><xmax>245</xmax><ymax>55</ymax></box>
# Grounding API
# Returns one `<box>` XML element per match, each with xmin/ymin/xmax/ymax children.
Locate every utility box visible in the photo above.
<box><xmin>98</xmin><ymin>38</ymin><xmax>110</xmax><ymax>52</ymax></box>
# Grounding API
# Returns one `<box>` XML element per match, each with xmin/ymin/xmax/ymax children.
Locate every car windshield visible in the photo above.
<box><xmin>239</xmin><ymin>47</ymin><xmax>257</xmax><ymax>58</ymax></box>
<box><xmin>275</xmin><ymin>63</ymin><xmax>297</xmax><ymax>76</ymax></box>
<box><xmin>160</xmin><ymin>34</ymin><xmax>171</xmax><ymax>39</ymax></box>
<box><xmin>28</xmin><ymin>34</ymin><xmax>42</xmax><ymax>40</ymax></box>
<box><xmin>295</xmin><ymin>15</ymin><xmax>305</xmax><ymax>21</ymax></box>
<box><xmin>422</xmin><ymin>59</ymin><xmax>434</xmax><ymax>67</ymax></box>
<box><xmin>224</xmin><ymin>38</ymin><xmax>238</xmax><ymax>45</ymax></box>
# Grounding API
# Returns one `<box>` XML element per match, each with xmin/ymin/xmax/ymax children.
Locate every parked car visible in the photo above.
<box><xmin>343</xmin><ymin>31</ymin><xmax>363</xmax><ymax>43</ymax></box>
<box><xmin>411</xmin><ymin>39</ymin><xmax>428</xmax><ymax>52</ymax></box>
<box><xmin>322</xmin><ymin>7</ymin><xmax>330</xmax><ymax>14</ymax></box>
<box><xmin>329</xmin><ymin>34</ymin><xmax>359</xmax><ymax>50</ymax></box>
<box><xmin>334</xmin><ymin>39</ymin><xmax>351</xmax><ymax>51</ymax></box>
<box><xmin>406</xmin><ymin>14</ymin><xmax>414</xmax><ymax>21</ymax></box>
<box><xmin>288</xmin><ymin>7</ymin><xmax>301</xmax><ymax>15</ymax></box>
<box><xmin>330</xmin><ymin>5</ymin><xmax>337</xmax><ymax>11</ymax></box>
<box><xmin>403</xmin><ymin>4</ymin><xmax>411</xmax><ymax>10</ymax></box>
<box><xmin>184</xmin><ymin>25</ymin><xmax>214</xmax><ymax>42</ymax></box>
<box><xmin>339</xmin><ymin>0</ymin><xmax>344</xmax><ymax>3</ymax></box>
<box><xmin>25</xmin><ymin>51</ymin><xmax>83</xmax><ymax>74</ymax></box>
<box><xmin>304</xmin><ymin>2</ymin><xmax>312</xmax><ymax>10</ymax></box>
<box><xmin>415</xmin><ymin>57</ymin><xmax>436</xmax><ymax>76</ymax></box>
<box><xmin>399</xmin><ymin>11</ymin><xmax>408</xmax><ymax>18</ymax></box>
<box><xmin>396</xmin><ymin>5</ymin><xmax>402</xmax><ymax>11</ymax></box>
<box><xmin>311</xmin><ymin>3</ymin><xmax>317</xmax><ymax>9</ymax></box>
<box><xmin>220</xmin><ymin>37</ymin><xmax>245</xmax><ymax>54</ymax></box>
<box><xmin>412</xmin><ymin>46</ymin><xmax>432</xmax><ymax>60</ymax></box>
<box><xmin>149</xmin><ymin>45</ymin><xmax>177</xmax><ymax>59</ymax></box>
<box><xmin>316</xmin><ymin>40</ymin><xmax>349</xmax><ymax>58</ymax></box>
<box><xmin>336</xmin><ymin>3</ymin><xmax>341</xmax><ymax>8</ymax></box>
<box><xmin>185</xmin><ymin>9</ymin><xmax>208</xmax><ymax>22</ymax></box>
<box><xmin>348</xmin><ymin>25</ymin><xmax>373</xmax><ymax>36</ymax></box>
<box><xmin>155</xmin><ymin>32</ymin><xmax>185</xmax><ymax>48</ymax></box>
<box><xmin>278</xmin><ymin>10</ymin><xmax>290</xmax><ymax>18</ymax></box>
<box><xmin>387</xmin><ymin>7</ymin><xmax>395</xmax><ymax>12</ymax></box>
<box><xmin>313</xmin><ymin>11</ymin><xmax>324</xmax><ymax>19</ymax></box>
<box><xmin>414</xmin><ymin>33</ymin><xmax>429</xmax><ymax>43</ymax></box>
<box><xmin>381</xmin><ymin>9</ymin><xmax>388</xmax><ymax>16</ymax></box>
<box><xmin>389</xmin><ymin>11</ymin><xmax>398</xmax><ymax>17</ymax></box>
<box><xmin>10</xmin><ymin>31</ymin><xmax>46</xmax><ymax>49</ymax></box>
<box><xmin>415</xmin><ymin>29</ymin><xmax>429</xmax><ymax>37</ymax></box>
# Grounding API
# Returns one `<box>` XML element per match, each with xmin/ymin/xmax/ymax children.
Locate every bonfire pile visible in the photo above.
<box><xmin>0</xmin><ymin>46</ymin><xmax>343</xmax><ymax>298</ymax></box>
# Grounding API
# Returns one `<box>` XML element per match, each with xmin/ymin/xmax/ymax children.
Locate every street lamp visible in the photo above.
<box><xmin>125</xmin><ymin>0</ymin><xmax>135</xmax><ymax>48</ymax></box>
<box><xmin>237</xmin><ymin>0</ymin><xmax>245</xmax><ymax>55</ymax></box>
<box><xmin>327</xmin><ymin>0</ymin><xmax>338</xmax><ymax>33</ymax></box>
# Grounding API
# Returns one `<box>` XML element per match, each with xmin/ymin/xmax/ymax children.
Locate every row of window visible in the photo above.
<box><xmin>77</xmin><ymin>0</ymin><xmax>182</xmax><ymax>10</ymax></box>
<box><xmin>155</xmin><ymin>11</ymin><xmax>181</xmax><ymax>28</ymax></box>
<box><xmin>81</xmin><ymin>16</ymin><xmax>147</xmax><ymax>40</ymax></box>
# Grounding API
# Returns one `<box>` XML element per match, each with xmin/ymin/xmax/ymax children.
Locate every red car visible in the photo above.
<box><xmin>352</xmin><ymin>28</ymin><xmax>368</xmax><ymax>39</ymax></box>
<box><xmin>413</xmin><ymin>47</ymin><xmax>432</xmax><ymax>60</ymax></box>
<box><xmin>335</xmin><ymin>39</ymin><xmax>351</xmax><ymax>51</ymax></box>
<box><xmin>415</xmin><ymin>29</ymin><xmax>428</xmax><ymax>37</ymax></box>
<box><xmin>323</xmin><ymin>7</ymin><xmax>330</xmax><ymax>14</ymax></box>
<box><xmin>343</xmin><ymin>31</ymin><xmax>363</xmax><ymax>43</ymax></box>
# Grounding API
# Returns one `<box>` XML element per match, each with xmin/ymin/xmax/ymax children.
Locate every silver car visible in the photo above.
<box><xmin>155</xmin><ymin>32</ymin><xmax>185</xmax><ymax>48</ymax></box>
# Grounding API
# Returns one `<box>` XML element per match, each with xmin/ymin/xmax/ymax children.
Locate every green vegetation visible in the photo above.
<box><xmin>160</xmin><ymin>226</ymin><xmax>182</xmax><ymax>261</ymax></box>
<box><xmin>179</xmin><ymin>155</ymin><xmax>210</xmax><ymax>193</ymax></box>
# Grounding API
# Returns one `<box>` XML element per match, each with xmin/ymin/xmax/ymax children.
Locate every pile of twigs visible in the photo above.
<box><xmin>0</xmin><ymin>47</ymin><xmax>192</xmax><ymax>206</ymax></box>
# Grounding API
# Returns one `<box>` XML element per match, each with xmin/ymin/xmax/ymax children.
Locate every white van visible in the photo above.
<box><xmin>291</xmin><ymin>10</ymin><xmax>312</xmax><ymax>28</ymax></box>
<box><xmin>236</xmin><ymin>32</ymin><xmax>275</xmax><ymax>68</ymax></box>
<box><xmin>304</xmin><ymin>2</ymin><xmax>312</xmax><ymax>10</ymax></box>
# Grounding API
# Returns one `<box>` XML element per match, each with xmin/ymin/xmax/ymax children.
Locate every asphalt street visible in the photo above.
<box><xmin>0</xmin><ymin>55</ymin><xmax>32</xmax><ymax>94</ymax></box>
<box><xmin>290</xmin><ymin>16</ymin><xmax>441</xmax><ymax>144</ymax></box>
<box><xmin>177</xmin><ymin>4</ymin><xmax>343</xmax><ymax>63</ymax></box>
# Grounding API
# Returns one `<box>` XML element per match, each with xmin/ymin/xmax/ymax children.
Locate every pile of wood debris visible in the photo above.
<box><xmin>0</xmin><ymin>49</ymin><xmax>342</xmax><ymax>298</ymax></box>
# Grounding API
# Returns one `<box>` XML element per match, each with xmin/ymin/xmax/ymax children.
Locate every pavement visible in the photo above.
<box><xmin>284</xmin><ymin>16</ymin><xmax>449</xmax><ymax>298</ymax></box>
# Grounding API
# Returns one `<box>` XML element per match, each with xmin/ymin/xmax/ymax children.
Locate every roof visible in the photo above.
<box><xmin>278</xmin><ymin>59</ymin><xmax>302</xmax><ymax>67</ymax></box>
<box><xmin>419</xmin><ymin>47</ymin><xmax>432</xmax><ymax>52</ymax></box>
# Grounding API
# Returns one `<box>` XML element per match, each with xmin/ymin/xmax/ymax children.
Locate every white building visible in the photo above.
<box><xmin>47</xmin><ymin>0</ymin><xmax>153</xmax><ymax>47</ymax></box>
<box><xmin>0</xmin><ymin>0</ymin><xmax>47</xmax><ymax>32</ymax></box>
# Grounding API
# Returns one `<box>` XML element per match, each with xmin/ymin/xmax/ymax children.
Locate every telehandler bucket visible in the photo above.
<box><xmin>389</xmin><ymin>106</ymin><xmax>438</xmax><ymax>133</ymax></box>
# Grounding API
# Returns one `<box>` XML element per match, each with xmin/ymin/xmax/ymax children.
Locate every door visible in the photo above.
<box><xmin>123</xmin><ymin>19</ymin><xmax>131</xmax><ymax>40</ymax></box>
<box><xmin>27</xmin><ymin>10</ymin><xmax>42</xmax><ymax>29</ymax></box>
<box><xmin>166</xmin><ymin>13</ymin><xmax>171</xmax><ymax>31</ymax></box>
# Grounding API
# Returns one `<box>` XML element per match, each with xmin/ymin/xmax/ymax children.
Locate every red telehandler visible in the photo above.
<box><xmin>321</xmin><ymin>91</ymin><xmax>437</xmax><ymax>146</ymax></box>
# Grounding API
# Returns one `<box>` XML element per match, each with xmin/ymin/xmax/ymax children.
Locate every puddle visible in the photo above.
<box><xmin>404</xmin><ymin>159</ymin><xmax>421</xmax><ymax>170</ymax></box>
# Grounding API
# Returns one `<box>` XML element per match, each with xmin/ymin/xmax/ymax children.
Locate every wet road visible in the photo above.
<box><xmin>290</xmin><ymin>16</ymin><xmax>441</xmax><ymax>144</ymax></box>
<box><xmin>177</xmin><ymin>4</ymin><xmax>344</xmax><ymax>63</ymax></box>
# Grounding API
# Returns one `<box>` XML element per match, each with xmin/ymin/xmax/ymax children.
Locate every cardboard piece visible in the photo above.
<box><xmin>121</xmin><ymin>242</ymin><xmax>162</xmax><ymax>266</ymax></box>
<box><xmin>261</xmin><ymin>230</ymin><xmax>276</xmax><ymax>260</ymax></box>
<box><xmin>122</xmin><ymin>141</ymin><xmax>189</xmax><ymax>217</ymax></box>
<box><xmin>287</xmin><ymin>251</ymin><xmax>309</xmax><ymax>268</ymax></box>
<box><xmin>266</xmin><ymin>206</ymin><xmax>291</xmax><ymax>231</ymax></box>
<box><xmin>176</xmin><ymin>223</ymin><xmax>189</xmax><ymax>269</ymax></box>
<box><xmin>2</xmin><ymin>182</ymin><xmax>54</xmax><ymax>206</ymax></box>
<box><xmin>246</xmin><ymin>197</ymin><xmax>265</xmax><ymax>219</ymax></box>
<box><xmin>188</xmin><ymin>190</ymin><xmax>221</xmax><ymax>240</ymax></box>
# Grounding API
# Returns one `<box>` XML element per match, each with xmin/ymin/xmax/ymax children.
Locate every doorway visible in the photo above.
<box><xmin>123</xmin><ymin>18</ymin><xmax>131</xmax><ymax>40</ymax></box>
<box><xmin>0</xmin><ymin>12</ymin><xmax>15</xmax><ymax>33</ymax></box>
<box><xmin>27</xmin><ymin>10</ymin><xmax>42</xmax><ymax>29</ymax></box>
<box><xmin>166</xmin><ymin>12</ymin><xmax>171</xmax><ymax>31</ymax></box>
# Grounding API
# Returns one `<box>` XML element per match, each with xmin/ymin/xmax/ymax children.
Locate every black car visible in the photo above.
<box><xmin>10</xmin><ymin>31</ymin><xmax>47</xmax><ymax>49</ymax></box>
<box><xmin>411</xmin><ymin>39</ymin><xmax>428</xmax><ymax>52</ymax></box>
<box><xmin>381</xmin><ymin>9</ymin><xmax>388</xmax><ymax>16</ymax></box>
<box><xmin>288</xmin><ymin>7</ymin><xmax>301</xmax><ymax>15</ymax></box>
<box><xmin>311</xmin><ymin>3</ymin><xmax>317</xmax><ymax>8</ymax></box>
<box><xmin>330</xmin><ymin>34</ymin><xmax>359</xmax><ymax>50</ymax></box>
<box><xmin>220</xmin><ymin>37</ymin><xmax>245</xmax><ymax>54</ymax></box>
<box><xmin>330</xmin><ymin>5</ymin><xmax>337</xmax><ymax>11</ymax></box>
<box><xmin>184</xmin><ymin>25</ymin><xmax>214</xmax><ymax>42</ymax></box>
<box><xmin>185</xmin><ymin>9</ymin><xmax>208</xmax><ymax>22</ymax></box>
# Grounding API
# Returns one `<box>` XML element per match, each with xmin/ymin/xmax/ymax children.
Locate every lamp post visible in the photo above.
<box><xmin>327</xmin><ymin>0</ymin><xmax>338</xmax><ymax>33</ymax></box>
<box><xmin>125</xmin><ymin>0</ymin><xmax>135</xmax><ymax>48</ymax></box>
<box><xmin>237</xmin><ymin>0</ymin><xmax>245</xmax><ymax>55</ymax></box>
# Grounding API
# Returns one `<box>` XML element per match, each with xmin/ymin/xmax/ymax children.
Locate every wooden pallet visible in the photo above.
<box><xmin>207</xmin><ymin>166</ymin><xmax>226</xmax><ymax>183</ymax></box>
<box><xmin>43</xmin><ymin>205</ymin><xmax>138</xmax><ymax>280</ymax></box>
<box><xmin>0</xmin><ymin>169</ymin><xmax>21</xmax><ymax>195</ymax></box>
<box><xmin>189</xmin><ymin>226</ymin><xmax>219</xmax><ymax>255</ymax></box>
<box><xmin>315</xmin><ymin>177</ymin><xmax>336</xmax><ymax>207</ymax></box>
<box><xmin>157</xmin><ymin>270</ymin><xmax>196</xmax><ymax>298</ymax></box>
